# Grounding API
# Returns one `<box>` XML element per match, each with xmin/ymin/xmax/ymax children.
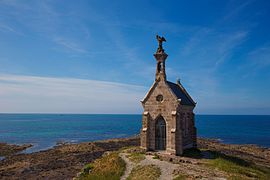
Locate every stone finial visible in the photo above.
<box><xmin>156</xmin><ymin>35</ymin><xmax>166</xmax><ymax>54</ymax></box>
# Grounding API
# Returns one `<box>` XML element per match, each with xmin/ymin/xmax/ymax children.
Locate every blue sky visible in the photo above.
<box><xmin>0</xmin><ymin>0</ymin><xmax>270</xmax><ymax>114</ymax></box>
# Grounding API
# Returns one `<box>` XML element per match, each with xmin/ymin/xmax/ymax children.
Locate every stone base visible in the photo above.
<box><xmin>166</xmin><ymin>148</ymin><xmax>176</xmax><ymax>155</ymax></box>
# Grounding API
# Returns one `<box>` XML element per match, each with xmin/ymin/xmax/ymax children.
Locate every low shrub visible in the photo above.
<box><xmin>79</xmin><ymin>152</ymin><xmax>125</xmax><ymax>180</ymax></box>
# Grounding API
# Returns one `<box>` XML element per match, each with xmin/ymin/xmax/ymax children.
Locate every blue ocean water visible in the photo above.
<box><xmin>0</xmin><ymin>114</ymin><xmax>269</xmax><ymax>153</ymax></box>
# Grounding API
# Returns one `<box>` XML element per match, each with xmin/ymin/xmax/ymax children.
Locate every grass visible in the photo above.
<box><xmin>173</xmin><ymin>174</ymin><xmax>189</xmax><ymax>180</ymax></box>
<box><xmin>126</xmin><ymin>152</ymin><xmax>145</xmax><ymax>163</ymax></box>
<box><xmin>119</xmin><ymin>146</ymin><xmax>137</xmax><ymax>152</ymax></box>
<box><xmin>152</xmin><ymin>154</ymin><xmax>159</xmax><ymax>159</ymax></box>
<box><xmin>206</xmin><ymin>151</ymin><xmax>270</xmax><ymax>180</ymax></box>
<box><xmin>79</xmin><ymin>152</ymin><xmax>126</xmax><ymax>180</ymax></box>
<box><xmin>127</xmin><ymin>165</ymin><xmax>161</xmax><ymax>180</ymax></box>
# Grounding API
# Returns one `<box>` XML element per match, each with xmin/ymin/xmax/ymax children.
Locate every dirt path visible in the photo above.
<box><xmin>120</xmin><ymin>153</ymin><xmax>135</xmax><ymax>180</ymax></box>
<box><xmin>140</xmin><ymin>155</ymin><xmax>179</xmax><ymax>180</ymax></box>
<box><xmin>120</xmin><ymin>153</ymin><xmax>179</xmax><ymax>180</ymax></box>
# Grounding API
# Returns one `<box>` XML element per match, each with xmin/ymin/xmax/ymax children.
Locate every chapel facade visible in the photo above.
<box><xmin>140</xmin><ymin>35</ymin><xmax>197</xmax><ymax>155</ymax></box>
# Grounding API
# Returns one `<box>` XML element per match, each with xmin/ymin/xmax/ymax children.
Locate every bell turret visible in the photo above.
<box><xmin>154</xmin><ymin>35</ymin><xmax>168</xmax><ymax>81</ymax></box>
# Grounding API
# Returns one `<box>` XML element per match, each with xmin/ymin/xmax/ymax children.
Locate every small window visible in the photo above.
<box><xmin>156</xmin><ymin>94</ymin><xmax>163</xmax><ymax>102</ymax></box>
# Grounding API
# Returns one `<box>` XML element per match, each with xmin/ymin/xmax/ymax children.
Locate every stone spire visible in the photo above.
<box><xmin>154</xmin><ymin>35</ymin><xmax>168</xmax><ymax>81</ymax></box>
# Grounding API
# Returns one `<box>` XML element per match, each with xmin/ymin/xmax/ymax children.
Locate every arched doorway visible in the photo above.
<box><xmin>155</xmin><ymin>116</ymin><xmax>166</xmax><ymax>150</ymax></box>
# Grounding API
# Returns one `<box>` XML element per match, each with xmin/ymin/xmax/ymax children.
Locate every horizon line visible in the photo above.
<box><xmin>0</xmin><ymin>113</ymin><xmax>269</xmax><ymax>116</ymax></box>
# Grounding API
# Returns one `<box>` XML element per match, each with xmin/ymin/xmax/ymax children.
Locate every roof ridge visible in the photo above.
<box><xmin>140</xmin><ymin>81</ymin><xmax>158</xmax><ymax>103</ymax></box>
<box><xmin>176</xmin><ymin>81</ymin><xmax>196</xmax><ymax>105</ymax></box>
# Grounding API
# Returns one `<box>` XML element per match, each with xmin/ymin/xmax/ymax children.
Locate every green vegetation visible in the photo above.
<box><xmin>82</xmin><ymin>163</ymin><xmax>94</xmax><ymax>174</ymax></box>
<box><xmin>173</xmin><ymin>174</ymin><xmax>188</xmax><ymax>180</ymax></box>
<box><xmin>152</xmin><ymin>154</ymin><xmax>159</xmax><ymax>159</ymax></box>
<box><xmin>127</xmin><ymin>165</ymin><xmax>161</xmax><ymax>180</ymax></box>
<box><xmin>127</xmin><ymin>152</ymin><xmax>145</xmax><ymax>163</ymax></box>
<box><xmin>119</xmin><ymin>146</ymin><xmax>136</xmax><ymax>152</ymax></box>
<box><xmin>120</xmin><ymin>146</ymin><xmax>146</xmax><ymax>154</ymax></box>
<box><xmin>76</xmin><ymin>145</ymin><xmax>270</xmax><ymax>180</ymax></box>
<box><xmin>79</xmin><ymin>152</ymin><xmax>126</xmax><ymax>180</ymax></box>
<box><xmin>206</xmin><ymin>151</ymin><xmax>270</xmax><ymax>180</ymax></box>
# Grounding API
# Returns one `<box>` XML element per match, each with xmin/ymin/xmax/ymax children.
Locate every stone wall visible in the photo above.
<box><xmin>178</xmin><ymin>105</ymin><xmax>196</xmax><ymax>149</ymax></box>
<box><xmin>141</xmin><ymin>80</ymin><xmax>196</xmax><ymax>155</ymax></box>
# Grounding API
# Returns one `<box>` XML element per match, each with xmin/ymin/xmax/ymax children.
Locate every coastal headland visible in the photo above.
<box><xmin>0</xmin><ymin>136</ymin><xmax>269</xmax><ymax>179</ymax></box>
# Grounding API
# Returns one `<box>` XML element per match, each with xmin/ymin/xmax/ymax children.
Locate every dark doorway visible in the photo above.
<box><xmin>155</xmin><ymin>116</ymin><xmax>166</xmax><ymax>150</ymax></box>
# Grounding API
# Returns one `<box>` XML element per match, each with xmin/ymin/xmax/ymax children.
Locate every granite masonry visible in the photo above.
<box><xmin>140</xmin><ymin>35</ymin><xmax>197</xmax><ymax>155</ymax></box>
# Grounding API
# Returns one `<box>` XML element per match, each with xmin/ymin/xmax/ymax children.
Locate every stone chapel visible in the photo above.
<box><xmin>140</xmin><ymin>35</ymin><xmax>197</xmax><ymax>155</ymax></box>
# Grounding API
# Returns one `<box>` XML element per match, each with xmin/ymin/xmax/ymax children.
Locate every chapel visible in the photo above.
<box><xmin>140</xmin><ymin>35</ymin><xmax>197</xmax><ymax>155</ymax></box>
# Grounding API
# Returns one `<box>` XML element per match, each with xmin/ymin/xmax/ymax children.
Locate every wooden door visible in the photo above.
<box><xmin>155</xmin><ymin>117</ymin><xmax>166</xmax><ymax>150</ymax></box>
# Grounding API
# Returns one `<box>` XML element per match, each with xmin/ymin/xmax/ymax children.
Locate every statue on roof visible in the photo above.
<box><xmin>156</xmin><ymin>35</ymin><xmax>166</xmax><ymax>53</ymax></box>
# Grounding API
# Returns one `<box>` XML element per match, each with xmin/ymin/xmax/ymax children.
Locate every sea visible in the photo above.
<box><xmin>0</xmin><ymin>114</ymin><xmax>269</xmax><ymax>154</ymax></box>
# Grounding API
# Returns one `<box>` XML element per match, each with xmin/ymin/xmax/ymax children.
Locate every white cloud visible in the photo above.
<box><xmin>236</xmin><ymin>45</ymin><xmax>270</xmax><ymax>79</ymax></box>
<box><xmin>0</xmin><ymin>74</ymin><xmax>146</xmax><ymax>113</ymax></box>
<box><xmin>53</xmin><ymin>37</ymin><xmax>88</xmax><ymax>53</ymax></box>
<box><xmin>179</xmin><ymin>28</ymin><xmax>248</xmax><ymax>68</ymax></box>
<box><xmin>247</xmin><ymin>46</ymin><xmax>270</xmax><ymax>68</ymax></box>
<box><xmin>0</xmin><ymin>23</ymin><xmax>14</xmax><ymax>32</ymax></box>
<box><xmin>223</xmin><ymin>0</ymin><xmax>254</xmax><ymax>22</ymax></box>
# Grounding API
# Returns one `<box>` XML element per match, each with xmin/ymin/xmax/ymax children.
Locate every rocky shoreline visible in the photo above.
<box><xmin>197</xmin><ymin>138</ymin><xmax>270</xmax><ymax>167</ymax></box>
<box><xmin>0</xmin><ymin>137</ymin><xmax>269</xmax><ymax>179</ymax></box>
<box><xmin>0</xmin><ymin>143</ymin><xmax>32</xmax><ymax>157</ymax></box>
<box><xmin>0</xmin><ymin>136</ymin><xmax>139</xmax><ymax>180</ymax></box>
